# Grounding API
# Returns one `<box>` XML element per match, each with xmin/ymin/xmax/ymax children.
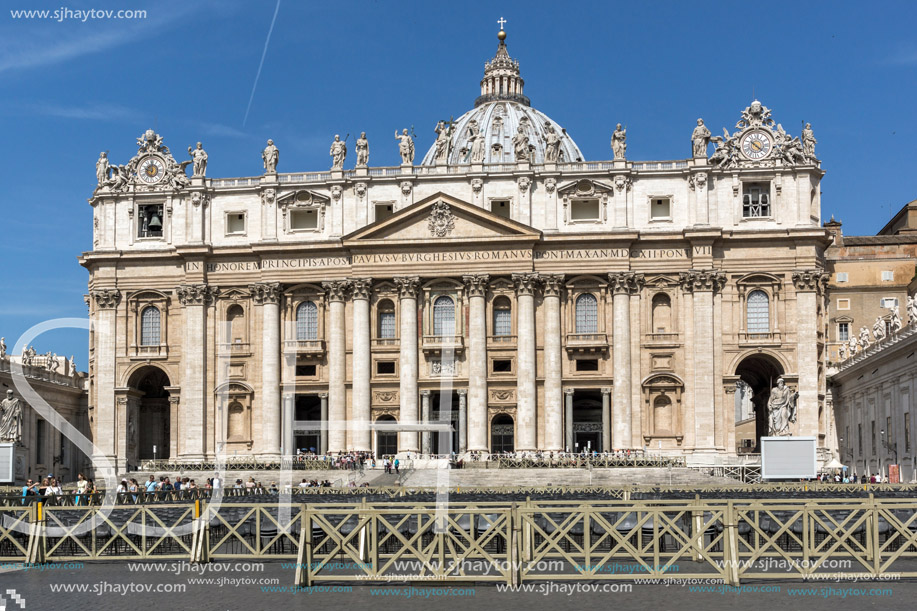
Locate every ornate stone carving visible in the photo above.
<box><xmin>611</xmin><ymin>123</ymin><xmax>627</xmax><ymax>160</ymax></box>
<box><xmin>614</xmin><ymin>174</ymin><xmax>632</xmax><ymax>192</ymax></box>
<box><xmin>321</xmin><ymin>280</ymin><xmax>351</xmax><ymax>302</ymax></box>
<box><xmin>354</xmin><ymin>182</ymin><xmax>367</xmax><ymax>198</ymax></box>
<box><xmin>262</xmin><ymin>139</ymin><xmax>279</xmax><ymax>174</ymax></box>
<box><xmin>608</xmin><ymin>272</ymin><xmax>645</xmax><ymax>295</ymax></box>
<box><xmin>873</xmin><ymin>316</ymin><xmax>887</xmax><ymax>342</ymax></box>
<box><xmin>176</xmin><ymin>284</ymin><xmax>219</xmax><ymax>306</ymax></box>
<box><xmin>512</xmin><ymin>126</ymin><xmax>530</xmax><ymax>161</ymax></box>
<box><xmin>355</xmin><ymin>132</ymin><xmax>369</xmax><ymax>167</ymax></box>
<box><xmin>0</xmin><ymin>390</ymin><xmax>24</xmax><ymax>443</ymax></box>
<box><xmin>710</xmin><ymin>100</ymin><xmax>818</xmax><ymax>169</ymax></box>
<box><xmin>490</xmin><ymin>389</ymin><xmax>515</xmax><ymax>402</ymax></box>
<box><xmin>428</xmin><ymin>201</ymin><xmax>455</xmax><ymax>237</ymax></box>
<box><xmin>431</xmin><ymin>360</ymin><xmax>456</xmax><ymax>376</ymax></box>
<box><xmin>350</xmin><ymin>278</ymin><xmax>373</xmax><ymax>301</ymax></box>
<box><xmin>329</xmin><ymin>134</ymin><xmax>346</xmax><ymax>170</ymax></box>
<box><xmin>688</xmin><ymin>172</ymin><xmax>707</xmax><ymax>190</ymax></box>
<box><xmin>373</xmin><ymin>391</ymin><xmax>397</xmax><ymax>404</ymax></box>
<box><xmin>541</xmin><ymin>274</ymin><xmax>564</xmax><ymax>297</ymax></box>
<box><xmin>678</xmin><ymin>270</ymin><xmax>726</xmax><ymax>294</ymax></box>
<box><xmin>544</xmin><ymin>178</ymin><xmax>557</xmax><ymax>193</ymax></box>
<box><xmin>456</xmin><ymin>388</ymin><xmax>467</xmax><ymax>397</ymax></box>
<box><xmin>462</xmin><ymin>274</ymin><xmax>490</xmax><ymax>298</ymax></box>
<box><xmin>512</xmin><ymin>272</ymin><xmax>540</xmax><ymax>296</ymax></box>
<box><xmin>400</xmin><ymin>181</ymin><xmax>413</xmax><ymax>197</ymax></box>
<box><xmin>691</xmin><ymin>119</ymin><xmax>711</xmax><ymax>158</ymax></box>
<box><xmin>393</xmin><ymin>276</ymin><xmax>420</xmax><ymax>299</ymax></box>
<box><xmin>97</xmin><ymin>129</ymin><xmax>193</xmax><ymax>193</ymax></box>
<box><xmin>249</xmin><ymin>282</ymin><xmax>282</xmax><ymax>305</ymax></box>
<box><xmin>791</xmin><ymin>270</ymin><xmax>827</xmax><ymax>293</ymax></box>
<box><xmin>395</xmin><ymin>129</ymin><xmax>415</xmax><ymax>164</ymax></box>
<box><xmin>95</xmin><ymin>152</ymin><xmax>110</xmax><ymax>188</ymax></box>
<box><xmin>433</xmin><ymin>120</ymin><xmax>455</xmax><ymax>165</ymax></box>
<box><xmin>188</xmin><ymin>142</ymin><xmax>208</xmax><ymax>177</ymax></box>
<box><xmin>767</xmin><ymin>377</ymin><xmax>798</xmax><ymax>437</ymax></box>
<box><xmin>330</xmin><ymin>185</ymin><xmax>343</xmax><ymax>201</ymax></box>
<box><xmin>517</xmin><ymin>176</ymin><xmax>531</xmax><ymax>193</ymax></box>
<box><xmin>190</xmin><ymin>191</ymin><xmax>210</xmax><ymax>207</ymax></box>
<box><xmin>90</xmin><ymin>288</ymin><xmax>122</xmax><ymax>309</ymax></box>
<box><xmin>471</xmin><ymin>178</ymin><xmax>483</xmax><ymax>193</ymax></box>
<box><xmin>261</xmin><ymin>188</ymin><xmax>275</xmax><ymax>206</ymax></box>
<box><xmin>542</xmin><ymin>121</ymin><xmax>562</xmax><ymax>162</ymax></box>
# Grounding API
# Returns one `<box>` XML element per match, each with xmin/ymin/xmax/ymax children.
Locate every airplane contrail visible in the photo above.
<box><xmin>243</xmin><ymin>0</ymin><xmax>281</xmax><ymax>127</ymax></box>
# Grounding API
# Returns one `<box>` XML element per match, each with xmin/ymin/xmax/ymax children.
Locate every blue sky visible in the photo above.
<box><xmin>1</xmin><ymin>0</ymin><xmax>916</xmax><ymax>363</ymax></box>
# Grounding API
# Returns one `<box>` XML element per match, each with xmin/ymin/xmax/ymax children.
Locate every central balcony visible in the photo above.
<box><xmin>565</xmin><ymin>333</ymin><xmax>608</xmax><ymax>355</ymax></box>
<box><xmin>283</xmin><ymin>339</ymin><xmax>326</xmax><ymax>356</ymax></box>
<box><xmin>422</xmin><ymin>334</ymin><xmax>464</xmax><ymax>356</ymax></box>
<box><xmin>738</xmin><ymin>332</ymin><xmax>782</xmax><ymax>347</ymax></box>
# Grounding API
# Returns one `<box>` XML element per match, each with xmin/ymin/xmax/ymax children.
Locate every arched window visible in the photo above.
<box><xmin>140</xmin><ymin>306</ymin><xmax>160</xmax><ymax>346</ymax></box>
<box><xmin>433</xmin><ymin>296</ymin><xmax>455</xmax><ymax>336</ymax></box>
<box><xmin>493</xmin><ymin>296</ymin><xmax>512</xmax><ymax>336</ymax></box>
<box><xmin>226</xmin><ymin>304</ymin><xmax>245</xmax><ymax>344</ymax></box>
<box><xmin>574</xmin><ymin>293</ymin><xmax>598</xmax><ymax>334</ymax></box>
<box><xmin>296</xmin><ymin>301</ymin><xmax>318</xmax><ymax>340</ymax></box>
<box><xmin>746</xmin><ymin>290</ymin><xmax>770</xmax><ymax>335</ymax></box>
<box><xmin>651</xmin><ymin>293</ymin><xmax>671</xmax><ymax>333</ymax></box>
<box><xmin>377</xmin><ymin>299</ymin><xmax>396</xmax><ymax>339</ymax></box>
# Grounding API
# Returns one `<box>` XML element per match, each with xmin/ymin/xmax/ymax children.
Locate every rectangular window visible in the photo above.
<box><xmin>492</xmin><ymin>359</ymin><xmax>513</xmax><ymax>373</ymax></box>
<box><xmin>880</xmin><ymin>297</ymin><xmax>899</xmax><ymax>308</ymax></box>
<box><xmin>837</xmin><ymin>299</ymin><xmax>850</xmax><ymax>310</ymax></box>
<box><xmin>379</xmin><ymin>311</ymin><xmax>396</xmax><ymax>339</ymax></box>
<box><xmin>838</xmin><ymin>322</ymin><xmax>849</xmax><ymax>342</ymax></box>
<box><xmin>882</xmin><ymin>271</ymin><xmax>894</xmax><ymax>282</ymax></box>
<box><xmin>494</xmin><ymin>308</ymin><xmax>512</xmax><ymax>336</ymax></box>
<box><xmin>376</xmin><ymin>361</ymin><xmax>396</xmax><ymax>375</ymax></box>
<box><xmin>906</xmin><ymin>412</ymin><xmax>911</xmax><ymax>453</ymax></box>
<box><xmin>742</xmin><ymin>183</ymin><xmax>770</xmax><ymax>218</ymax></box>
<box><xmin>290</xmin><ymin>208</ymin><xmax>318</xmax><ymax>231</ymax></box>
<box><xmin>226</xmin><ymin>213</ymin><xmax>246</xmax><ymax>235</ymax></box>
<box><xmin>576</xmin><ymin>359</ymin><xmax>599</xmax><ymax>372</ymax></box>
<box><xmin>374</xmin><ymin>203</ymin><xmax>394</xmax><ymax>222</ymax></box>
<box><xmin>650</xmin><ymin>197</ymin><xmax>671</xmax><ymax>219</ymax></box>
<box><xmin>138</xmin><ymin>203</ymin><xmax>164</xmax><ymax>238</ymax></box>
<box><xmin>36</xmin><ymin>419</ymin><xmax>45</xmax><ymax>464</ymax></box>
<box><xmin>490</xmin><ymin>200</ymin><xmax>511</xmax><ymax>218</ymax></box>
<box><xmin>296</xmin><ymin>364</ymin><xmax>317</xmax><ymax>377</ymax></box>
<box><xmin>836</xmin><ymin>272</ymin><xmax>848</xmax><ymax>283</ymax></box>
<box><xmin>570</xmin><ymin>199</ymin><xmax>600</xmax><ymax>221</ymax></box>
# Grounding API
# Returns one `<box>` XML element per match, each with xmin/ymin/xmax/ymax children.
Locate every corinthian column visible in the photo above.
<box><xmin>421</xmin><ymin>390</ymin><xmax>432</xmax><ymax>454</ymax></box>
<box><xmin>351</xmin><ymin>278</ymin><xmax>373</xmax><ymax>452</ymax></box>
<box><xmin>176</xmin><ymin>284</ymin><xmax>219</xmax><ymax>460</ymax></box>
<box><xmin>680</xmin><ymin>270</ymin><xmax>726</xmax><ymax>450</ymax></box>
<box><xmin>608</xmin><ymin>272</ymin><xmax>644</xmax><ymax>449</ymax></box>
<box><xmin>322</xmin><ymin>280</ymin><xmax>351</xmax><ymax>452</ymax></box>
<box><xmin>457</xmin><ymin>389</ymin><xmax>468</xmax><ymax>453</ymax></box>
<box><xmin>249</xmin><ymin>282</ymin><xmax>282</xmax><ymax>458</ymax></box>
<box><xmin>542</xmin><ymin>274</ymin><xmax>564</xmax><ymax>451</ymax></box>
<box><xmin>394</xmin><ymin>276</ymin><xmax>420</xmax><ymax>453</ymax></box>
<box><xmin>462</xmin><ymin>274</ymin><xmax>489</xmax><ymax>452</ymax></box>
<box><xmin>90</xmin><ymin>289</ymin><xmax>121</xmax><ymax>469</ymax></box>
<box><xmin>513</xmin><ymin>273</ymin><xmax>540</xmax><ymax>451</ymax></box>
<box><xmin>792</xmin><ymin>270</ymin><xmax>827</xmax><ymax>438</ymax></box>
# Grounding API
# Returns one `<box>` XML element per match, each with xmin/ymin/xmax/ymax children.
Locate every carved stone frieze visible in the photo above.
<box><xmin>393</xmin><ymin>276</ymin><xmax>421</xmax><ymax>299</ymax></box>
<box><xmin>614</xmin><ymin>175</ymin><xmax>632</xmax><ymax>192</ymax></box>
<box><xmin>512</xmin><ymin>272</ymin><xmax>540</xmax><ymax>296</ymax></box>
<box><xmin>608</xmin><ymin>272</ymin><xmax>645</xmax><ymax>295</ymax></box>
<box><xmin>678</xmin><ymin>270</ymin><xmax>726</xmax><ymax>294</ymax></box>
<box><xmin>350</xmin><ymin>277</ymin><xmax>373</xmax><ymax>301</ymax></box>
<box><xmin>321</xmin><ymin>280</ymin><xmax>352</xmax><ymax>302</ymax></box>
<box><xmin>249</xmin><ymin>282</ymin><xmax>282</xmax><ymax>305</ymax></box>
<box><xmin>90</xmin><ymin>289</ymin><xmax>122</xmax><ymax>309</ymax></box>
<box><xmin>471</xmin><ymin>178</ymin><xmax>483</xmax><ymax>193</ymax></box>
<box><xmin>428</xmin><ymin>201</ymin><xmax>455</xmax><ymax>238</ymax></box>
<box><xmin>541</xmin><ymin>274</ymin><xmax>564</xmax><ymax>297</ymax></box>
<box><xmin>176</xmin><ymin>284</ymin><xmax>219</xmax><ymax>306</ymax></box>
<box><xmin>462</xmin><ymin>274</ymin><xmax>490</xmax><ymax>298</ymax></box>
<box><xmin>792</xmin><ymin>270</ymin><xmax>828</xmax><ymax>293</ymax></box>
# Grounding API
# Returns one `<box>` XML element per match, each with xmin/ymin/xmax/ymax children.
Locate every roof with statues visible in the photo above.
<box><xmin>419</xmin><ymin>27</ymin><xmax>584</xmax><ymax>166</ymax></box>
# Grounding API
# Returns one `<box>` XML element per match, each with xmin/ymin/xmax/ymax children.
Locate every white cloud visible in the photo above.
<box><xmin>29</xmin><ymin>101</ymin><xmax>142</xmax><ymax>122</ymax></box>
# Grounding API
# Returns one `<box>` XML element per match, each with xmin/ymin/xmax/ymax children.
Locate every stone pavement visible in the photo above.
<box><xmin>1</xmin><ymin>560</ymin><xmax>915</xmax><ymax>611</ymax></box>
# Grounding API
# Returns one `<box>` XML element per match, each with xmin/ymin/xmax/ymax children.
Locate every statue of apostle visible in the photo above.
<box><xmin>691</xmin><ymin>119</ymin><xmax>711</xmax><ymax>158</ymax></box>
<box><xmin>262</xmin><ymin>139</ymin><xmax>279</xmax><ymax>174</ymax></box>
<box><xmin>395</xmin><ymin>129</ymin><xmax>414</xmax><ymax>165</ymax></box>
<box><xmin>95</xmin><ymin>152</ymin><xmax>110</xmax><ymax>187</ymax></box>
<box><xmin>0</xmin><ymin>390</ymin><xmax>24</xmax><ymax>444</ymax></box>
<box><xmin>767</xmin><ymin>378</ymin><xmax>798</xmax><ymax>437</ymax></box>
<box><xmin>611</xmin><ymin>123</ymin><xmax>627</xmax><ymax>160</ymax></box>
<box><xmin>512</xmin><ymin>126</ymin><xmax>530</xmax><ymax>161</ymax></box>
<box><xmin>355</xmin><ymin>132</ymin><xmax>369</xmax><ymax>167</ymax></box>
<box><xmin>188</xmin><ymin>142</ymin><xmax>208</xmax><ymax>177</ymax></box>
<box><xmin>329</xmin><ymin>134</ymin><xmax>347</xmax><ymax>170</ymax></box>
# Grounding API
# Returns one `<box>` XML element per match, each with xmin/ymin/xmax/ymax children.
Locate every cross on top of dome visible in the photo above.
<box><xmin>477</xmin><ymin>18</ymin><xmax>528</xmax><ymax>108</ymax></box>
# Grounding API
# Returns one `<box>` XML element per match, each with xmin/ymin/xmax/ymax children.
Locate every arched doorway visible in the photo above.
<box><xmin>734</xmin><ymin>354</ymin><xmax>784</xmax><ymax>452</ymax></box>
<box><xmin>376</xmin><ymin>415</ymin><xmax>398</xmax><ymax>458</ymax></box>
<box><xmin>490</xmin><ymin>414</ymin><xmax>514</xmax><ymax>454</ymax></box>
<box><xmin>129</xmin><ymin>366</ymin><xmax>171</xmax><ymax>460</ymax></box>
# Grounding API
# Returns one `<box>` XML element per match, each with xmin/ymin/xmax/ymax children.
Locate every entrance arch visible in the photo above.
<box><xmin>128</xmin><ymin>366</ymin><xmax>171</xmax><ymax>460</ymax></box>
<box><xmin>490</xmin><ymin>414</ymin><xmax>514</xmax><ymax>454</ymax></box>
<box><xmin>734</xmin><ymin>353</ymin><xmax>784</xmax><ymax>452</ymax></box>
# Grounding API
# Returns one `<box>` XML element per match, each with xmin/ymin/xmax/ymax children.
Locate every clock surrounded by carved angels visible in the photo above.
<box><xmin>740</xmin><ymin>130</ymin><xmax>773</xmax><ymax>160</ymax></box>
<box><xmin>137</xmin><ymin>156</ymin><xmax>166</xmax><ymax>184</ymax></box>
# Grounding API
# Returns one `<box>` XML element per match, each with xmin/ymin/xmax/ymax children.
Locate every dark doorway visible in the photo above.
<box><xmin>573</xmin><ymin>389</ymin><xmax>603</xmax><ymax>452</ymax></box>
<box><xmin>376</xmin><ymin>415</ymin><xmax>398</xmax><ymax>458</ymax></box>
<box><xmin>294</xmin><ymin>395</ymin><xmax>321</xmax><ymax>453</ymax></box>
<box><xmin>491</xmin><ymin>414</ymin><xmax>514</xmax><ymax>453</ymax></box>
<box><xmin>431</xmin><ymin>391</ymin><xmax>458</xmax><ymax>455</ymax></box>
<box><xmin>132</xmin><ymin>367</ymin><xmax>171</xmax><ymax>460</ymax></box>
<box><xmin>734</xmin><ymin>354</ymin><xmax>784</xmax><ymax>452</ymax></box>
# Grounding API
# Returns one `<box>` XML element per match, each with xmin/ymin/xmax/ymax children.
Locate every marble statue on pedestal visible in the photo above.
<box><xmin>802</xmin><ymin>123</ymin><xmax>817</xmax><ymax>160</ymax></box>
<box><xmin>611</xmin><ymin>123</ymin><xmax>627</xmax><ymax>160</ymax></box>
<box><xmin>355</xmin><ymin>132</ymin><xmax>369</xmax><ymax>167</ymax></box>
<box><xmin>691</xmin><ymin>119</ymin><xmax>711</xmax><ymax>158</ymax></box>
<box><xmin>0</xmin><ymin>337</ymin><xmax>5</xmax><ymax>359</ymax></box>
<box><xmin>908</xmin><ymin>295</ymin><xmax>917</xmax><ymax>326</ymax></box>
<box><xmin>889</xmin><ymin>306</ymin><xmax>902</xmax><ymax>334</ymax></box>
<box><xmin>395</xmin><ymin>129</ymin><xmax>415</xmax><ymax>164</ymax></box>
<box><xmin>0</xmin><ymin>390</ymin><xmax>23</xmax><ymax>444</ymax></box>
<box><xmin>858</xmin><ymin>326</ymin><xmax>871</xmax><ymax>351</ymax></box>
<box><xmin>838</xmin><ymin>342</ymin><xmax>847</xmax><ymax>361</ymax></box>
<box><xmin>69</xmin><ymin>355</ymin><xmax>76</xmax><ymax>375</ymax></box>
<box><xmin>873</xmin><ymin>317</ymin><xmax>886</xmax><ymax>343</ymax></box>
<box><xmin>464</xmin><ymin>120</ymin><xmax>485</xmax><ymax>163</ymax></box>
<box><xmin>188</xmin><ymin>142</ymin><xmax>208</xmax><ymax>177</ymax></box>
<box><xmin>848</xmin><ymin>334</ymin><xmax>858</xmax><ymax>356</ymax></box>
<box><xmin>543</xmin><ymin>122</ymin><xmax>562</xmax><ymax>162</ymax></box>
<box><xmin>433</xmin><ymin>121</ymin><xmax>453</xmax><ymax>164</ymax></box>
<box><xmin>512</xmin><ymin>126</ymin><xmax>530</xmax><ymax>161</ymax></box>
<box><xmin>262</xmin><ymin>139</ymin><xmax>279</xmax><ymax>174</ymax></box>
<box><xmin>735</xmin><ymin>379</ymin><xmax>754</xmax><ymax>422</ymax></box>
<box><xmin>96</xmin><ymin>152</ymin><xmax>110</xmax><ymax>186</ymax></box>
<box><xmin>767</xmin><ymin>378</ymin><xmax>798</xmax><ymax>436</ymax></box>
<box><xmin>329</xmin><ymin>135</ymin><xmax>347</xmax><ymax>170</ymax></box>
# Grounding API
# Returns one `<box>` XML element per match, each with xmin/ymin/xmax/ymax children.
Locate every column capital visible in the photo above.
<box><xmin>321</xmin><ymin>279</ymin><xmax>352</xmax><ymax>302</ymax></box>
<box><xmin>541</xmin><ymin>274</ymin><xmax>565</xmax><ymax>297</ymax></box>
<box><xmin>350</xmin><ymin>277</ymin><xmax>373</xmax><ymax>301</ymax></box>
<box><xmin>608</xmin><ymin>271</ymin><xmax>645</xmax><ymax>295</ymax></box>
<box><xmin>462</xmin><ymin>274</ymin><xmax>490</xmax><ymax>298</ymax></box>
<box><xmin>512</xmin><ymin>272</ymin><xmax>540</xmax><ymax>296</ymax></box>
<box><xmin>564</xmin><ymin>388</ymin><xmax>575</xmax><ymax>396</ymax></box>
<box><xmin>420</xmin><ymin>389</ymin><xmax>431</xmax><ymax>397</ymax></box>
<box><xmin>318</xmin><ymin>392</ymin><xmax>328</xmax><ymax>399</ymax></box>
<box><xmin>248</xmin><ymin>282</ymin><xmax>282</xmax><ymax>305</ymax></box>
<box><xmin>89</xmin><ymin>288</ymin><xmax>122</xmax><ymax>309</ymax></box>
<box><xmin>393</xmin><ymin>276</ymin><xmax>421</xmax><ymax>299</ymax></box>
<box><xmin>601</xmin><ymin>387</ymin><xmax>612</xmax><ymax>395</ymax></box>
<box><xmin>678</xmin><ymin>270</ymin><xmax>725</xmax><ymax>294</ymax></box>
<box><xmin>456</xmin><ymin>388</ymin><xmax>468</xmax><ymax>397</ymax></box>
<box><xmin>176</xmin><ymin>284</ymin><xmax>219</xmax><ymax>306</ymax></box>
<box><xmin>792</xmin><ymin>269</ymin><xmax>828</xmax><ymax>293</ymax></box>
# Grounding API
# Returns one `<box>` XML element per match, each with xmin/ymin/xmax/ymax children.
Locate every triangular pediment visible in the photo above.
<box><xmin>343</xmin><ymin>192</ymin><xmax>541</xmax><ymax>245</ymax></box>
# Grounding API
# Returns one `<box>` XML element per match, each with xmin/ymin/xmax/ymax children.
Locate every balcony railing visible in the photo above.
<box><xmin>645</xmin><ymin>332</ymin><xmax>681</xmax><ymax>345</ymax></box>
<box><xmin>217</xmin><ymin>342</ymin><xmax>252</xmax><ymax>356</ymax></box>
<box><xmin>738</xmin><ymin>332</ymin><xmax>781</xmax><ymax>345</ymax></box>
<box><xmin>487</xmin><ymin>334</ymin><xmax>517</xmax><ymax>345</ymax></box>
<box><xmin>283</xmin><ymin>339</ymin><xmax>326</xmax><ymax>354</ymax></box>
<box><xmin>132</xmin><ymin>344</ymin><xmax>167</xmax><ymax>359</ymax></box>
<box><xmin>565</xmin><ymin>333</ymin><xmax>608</xmax><ymax>354</ymax></box>
<box><xmin>371</xmin><ymin>338</ymin><xmax>399</xmax><ymax>350</ymax></box>
<box><xmin>422</xmin><ymin>334</ymin><xmax>464</xmax><ymax>354</ymax></box>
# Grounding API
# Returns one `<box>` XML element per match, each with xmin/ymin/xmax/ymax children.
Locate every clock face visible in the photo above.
<box><xmin>138</xmin><ymin>157</ymin><xmax>166</xmax><ymax>184</ymax></box>
<box><xmin>741</xmin><ymin>131</ymin><xmax>772</xmax><ymax>160</ymax></box>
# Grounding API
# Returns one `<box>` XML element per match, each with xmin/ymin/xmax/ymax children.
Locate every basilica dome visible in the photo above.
<box><xmin>420</xmin><ymin>31</ymin><xmax>584</xmax><ymax>166</ymax></box>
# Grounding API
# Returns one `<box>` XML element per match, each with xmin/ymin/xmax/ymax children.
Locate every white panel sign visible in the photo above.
<box><xmin>0</xmin><ymin>443</ymin><xmax>14</xmax><ymax>484</ymax></box>
<box><xmin>761</xmin><ymin>436</ymin><xmax>817</xmax><ymax>479</ymax></box>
